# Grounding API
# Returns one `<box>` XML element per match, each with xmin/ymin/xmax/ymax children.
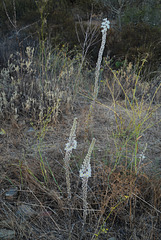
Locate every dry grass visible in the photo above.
<box><xmin>0</xmin><ymin>97</ymin><xmax>161</xmax><ymax>239</ymax></box>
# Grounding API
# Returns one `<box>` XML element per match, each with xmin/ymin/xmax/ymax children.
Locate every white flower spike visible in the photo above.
<box><xmin>79</xmin><ymin>138</ymin><xmax>96</xmax><ymax>179</ymax></box>
<box><xmin>79</xmin><ymin>138</ymin><xmax>96</xmax><ymax>224</ymax></box>
<box><xmin>93</xmin><ymin>18</ymin><xmax>110</xmax><ymax>101</ymax></box>
<box><xmin>101</xmin><ymin>18</ymin><xmax>110</xmax><ymax>34</ymax></box>
<box><xmin>64</xmin><ymin>117</ymin><xmax>77</xmax><ymax>200</ymax></box>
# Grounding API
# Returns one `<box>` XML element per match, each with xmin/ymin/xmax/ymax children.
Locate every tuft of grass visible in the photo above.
<box><xmin>102</xmin><ymin>56</ymin><xmax>161</xmax><ymax>173</ymax></box>
<box><xmin>0</xmin><ymin>44</ymin><xmax>83</xmax><ymax>121</ymax></box>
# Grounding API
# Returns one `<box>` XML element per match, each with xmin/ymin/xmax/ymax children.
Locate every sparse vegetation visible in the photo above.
<box><xmin>0</xmin><ymin>1</ymin><xmax>161</xmax><ymax>240</ymax></box>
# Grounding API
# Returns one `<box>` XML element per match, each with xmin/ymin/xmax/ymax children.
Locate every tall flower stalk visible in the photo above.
<box><xmin>64</xmin><ymin>118</ymin><xmax>77</xmax><ymax>200</ymax></box>
<box><xmin>80</xmin><ymin>138</ymin><xmax>96</xmax><ymax>224</ymax></box>
<box><xmin>93</xmin><ymin>18</ymin><xmax>110</xmax><ymax>102</ymax></box>
<box><xmin>85</xmin><ymin>19</ymin><xmax>110</xmax><ymax>138</ymax></box>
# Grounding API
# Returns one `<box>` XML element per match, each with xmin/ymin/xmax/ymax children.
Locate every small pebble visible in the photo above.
<box><xmin>5</xmin><ymin>187</ymin><xmax>19</xmax><ymax>201</ymax></box>
<box><xmin>16</xmin><ymin>204</ymin><xmax>36</xmax><ymax>219</ymax></box>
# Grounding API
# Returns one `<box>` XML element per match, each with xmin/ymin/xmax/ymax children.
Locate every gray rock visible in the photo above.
<box><xmin>16</xmin><ymin>204</ymin><xmax>36</xmax><ymax>220</ymax></box>
<box><xmin>5</xmin><ymin>187</ymin><xmax>19</xmax><ymax>201</ymax></box>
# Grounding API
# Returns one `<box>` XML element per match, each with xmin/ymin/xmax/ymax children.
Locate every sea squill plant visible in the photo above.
<box><xmin>85</xmin><ymin>18</ymin><xmax>110</xmax><ymax>138</ymax></box>
<box><xmin>93</xmin><ymin>18</ymin><xmax>110</xmax><ymax>102</ymax></box>
<box><xmin>79</xmin><ymin>138</ymin><xmax>96</xmax><ymax>224</ymax></box>
<box><xmin>64</xmin><ymin>118</ymin><xmax>77</xmax><ymax>200</ymax></box>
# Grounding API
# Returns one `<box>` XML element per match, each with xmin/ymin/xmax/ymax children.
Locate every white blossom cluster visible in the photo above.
<box><xmin>79</xmin><ymin>162</ymin><xmax>91</xmax><ymax>178</ymax></box>
<box><xmin>65</xmin><ymin>138</ymin><xmax>77</xmax><ymax>152</ymax></box>
<box><xmin>101</xmin><ymin>18</ymin><xmax>110</xmax><ymax>34</ymax></box>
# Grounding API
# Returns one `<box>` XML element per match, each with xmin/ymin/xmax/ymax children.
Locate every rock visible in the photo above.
<box><xmin>0</xmin><ymin>229</ymin><xmax>15</xmax><ymax>239</ymax></box>
<box><xmin>5</xmin><ymin>187</ymin><xmax>19</xmax><ymax>201</ymax></box>
<box><xmin>16</xmin><ymin>204</ymin><xmax>36</xmax><ymax>220</ymax></box>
